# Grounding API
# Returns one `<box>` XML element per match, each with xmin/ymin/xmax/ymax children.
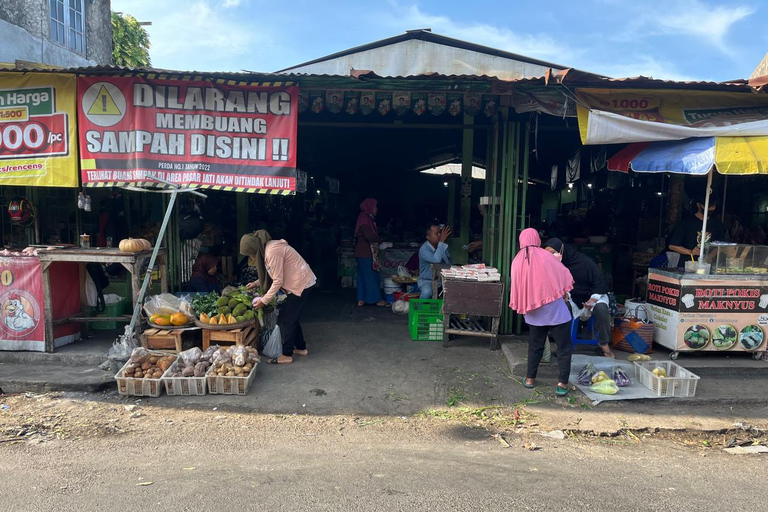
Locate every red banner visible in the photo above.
<box><xmin>0</xmin><ymin>256</ymin><xmax>44</xmax><ymax>349</ymax></box>
<box><xmin>77</xmin><ymin>77</ymin><xmax>298</xmax><ymax>193</ymax></box>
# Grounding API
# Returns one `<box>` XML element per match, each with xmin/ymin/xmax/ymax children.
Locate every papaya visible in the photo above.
<box><xmin>154</xmin><ymin>317</ymin><xmax>171</xmax><ymax>326</ymax></box>
<box><xmin>200</xmin><ymin>313</ymin><xmax>210</xmax><ymax>323</ymax></box>
<box><xmin>170</xmin><ymin>312</ymin><xmax>189</xmax><ymax>326</ymax></box>
<box><xmin>150</xmin><ymin>313</ymin><xmax>170</xmax><ymax>324</ymax></box>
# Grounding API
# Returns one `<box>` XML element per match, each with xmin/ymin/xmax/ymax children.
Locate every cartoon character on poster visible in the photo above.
<box><xmin>429</xmin><ymin>93</ymin><xmax>446</xmax><ymax>116</ymax></box>
<box><xmin>310</xmin><ymin>92</ymin><xmax>325</xmax><ymax>114</ymax></box>
<box><xmin>361</xmin><ymin>93</ymin><xmax>375</xmax><ymax>115</ymax></box>
<box><xmin>394</xmin><ymin>92</ymin><xmax>410</xmax><ymax>116</ymax></box>
<box><xmin>465</xmin><ymin>94</ymin><xmax>481</xmax><ymax>116</ymax></box>
<box><xmin>0</xmin><ymin>291</ymin><xmax>39</xmax><ymax>336</ymax></box>
<box><xmin>297</xmin><ymin>91</ymin><xmax>308</xmax><ymax>113</ymax></box>
<box><xmin>326</xmin><ymin>91</ymin><xmax>343</xmax><ymax>114</ymax></box>
<box><xmin>483</xmin><ymin>95</ymin><xmax>498</xmax><ymax>117</ymax></box>
<box><xmin>345</xmin><ymin>92</ymin><xmax>360</xmax><ymax>115</ymax></box>
<box><xmin>448</xmin><ymin>95</ymin><xmax>462</xmax><ymax>116</ymax></box>
<box><xmin>411</xmin><ymin>94</ymin><xmax>427</xmax><ymax>116</ymax></box>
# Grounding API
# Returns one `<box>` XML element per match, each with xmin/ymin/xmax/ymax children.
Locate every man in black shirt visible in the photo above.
<box><xmin>668</xmin><ymin>193</ymin><xmax>727</xmax><ymax>258</ymax></box>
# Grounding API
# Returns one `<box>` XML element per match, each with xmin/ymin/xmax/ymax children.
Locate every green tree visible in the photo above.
<box><xmin>111</xmin><ymin>12</ymin><xmax>151</xmax><ymax>67</ymax></box>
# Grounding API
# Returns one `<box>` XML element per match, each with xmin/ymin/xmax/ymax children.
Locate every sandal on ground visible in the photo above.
<box><xmin>375</xmin><ymin>301</ymin><xmax>389</xmax><ymax>307</ymax></box>
<box><xmin>267</xmin><ymin>356</ymin><xmax>293</xmax><ymax>364</ymax></box>
<box><xmin>555</xmin><ymin>384</ymin><xmax>569</xmax><ymax>396</ymax></box>
<box><xmin>522</xmin><ymin>378</ymin><xmax>535</xmax><ymax>389</ymax></box>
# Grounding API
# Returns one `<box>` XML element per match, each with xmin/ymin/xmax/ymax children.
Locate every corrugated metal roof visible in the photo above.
<box><xmin>275</xmin><ymin>29</ymin><xmax>571</xmax><ymax>74</ymax></box>
<box><xmin>0</xmin><ymin>64</ymin><xmax>763</xmax><ymax>94</ymax></box>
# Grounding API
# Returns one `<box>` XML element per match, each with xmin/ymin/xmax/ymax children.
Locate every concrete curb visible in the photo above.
<box><xmin>0</xmin><ymin>351</ymin><xmax>107</xmax><ymax>367</ymax></box>
<box><xmin>0</xmin><ymin>363</ymin><xmax>116</xmax><ymax>394</ymax></box>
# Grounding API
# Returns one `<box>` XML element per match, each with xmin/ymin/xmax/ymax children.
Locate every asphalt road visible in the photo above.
<box><xmin>1</xmin><ymin>395</ymin><xmax>767</xmax><ymax>512</ymax></box>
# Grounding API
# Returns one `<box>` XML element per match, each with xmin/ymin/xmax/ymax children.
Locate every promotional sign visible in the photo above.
<box><xmin>0</xmin><ymin>256</ymin><xmax>44</xmax><ymax>349</ymax></box>
<box><xmin>78</xmin><ymin>77</ymin><xmax>298</xmax><ymax>193</ymax></box>
<box><xmin>0</xmin><ymin>72</ymin><xmax>78</xmax><ymax>187</ymax></box>
<box><xmin>576</xmin><ymin>89</ymin><xmax>768</xmax><ymax>144</ymax></box>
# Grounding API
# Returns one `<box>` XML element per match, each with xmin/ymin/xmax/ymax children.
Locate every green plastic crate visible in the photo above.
<box><xmin>408</xmin><ymin>299</ymin><xmax>444</xmax><ymax>341</ymax></box>
<box><xmin>87</xmin><ymin>299</ymin><xmax>128</xmax><ymax>330</ymax></box>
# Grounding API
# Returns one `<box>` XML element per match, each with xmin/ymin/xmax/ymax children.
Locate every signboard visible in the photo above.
<box><xmin>0</xmin><ymin>72</ymin><xmax>78</xmax><ymax>187</ymax></box>
<box><xmin>78</xmin><ymin>77</ymin><xmax>298</xmax><ymax>193</ymax></box>
<box><xmin>576</xmin><ymin>89</ymin><xmax>768</xmax><ymax>144</ymax></box>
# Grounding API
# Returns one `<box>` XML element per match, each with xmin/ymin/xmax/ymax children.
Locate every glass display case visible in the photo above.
<box><xmin>704</xmin><ymin>243</ymin><xmax>768</xmax><ymax>275</ymax></box>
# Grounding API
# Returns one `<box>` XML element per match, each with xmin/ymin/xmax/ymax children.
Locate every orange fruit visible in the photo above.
<box><xmin>170</xmin><ymin>312</ymin><xmax>189</xmax><ymax>326</ymax></box>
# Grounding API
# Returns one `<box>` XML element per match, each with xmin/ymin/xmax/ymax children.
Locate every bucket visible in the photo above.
<box><xmin>383</xmin><ymin>277</ymin><xmax>401</xmax><ymax>295</ymax></box>
<box><xmin>624</xmin><ymin>300</ymin><xmax>649</xmax><ymax>322</ymax></box>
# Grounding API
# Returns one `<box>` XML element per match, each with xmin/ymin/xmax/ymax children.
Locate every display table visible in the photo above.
<box><xmin>441</xmin><ymin>278</ymin><xmax>504</xmax><ymax>350</ymax></box>
<box><xmin>37</xmin><ymin>248</ymin><xmax>168</xmax><ymax>352</ymax></box>
<box><xmin>647</xmin><ymin>268</ymin><xmax>768</xmax><ymax>359</ymax></box>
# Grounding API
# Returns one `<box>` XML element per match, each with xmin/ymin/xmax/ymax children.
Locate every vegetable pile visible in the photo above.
<box><xmin>209</xmin><ymin>345</ymin><xmax>259</xmax><ymax>377</ymax></box>
<box><xmin>577</xmin><ymin>362</ymin><xmax>631</xmax><ymax>394</ymax></box>
<box><xmin>122</xmin><ymin>348</ymin><xmax>176</xmax><ymax>380</ymax></box>
<box><xmin>168</xmin><ymin>346</ymin><xmax>217</xmax><ymax>378</ymax></box>
<box><xmin>191</xmin><ymin>286</ymin><xmax>277</xmax><ymax>325</ymax></box>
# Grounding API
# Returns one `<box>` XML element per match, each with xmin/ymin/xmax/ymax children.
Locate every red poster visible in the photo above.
<box><xmin>0</xmin><ymin>256</ymin><xmax>44</xmax><ymax>349</ymax></box>
<box><xmin>77</xmin><ymin>77</ymin><xmax>298</xmax><ymax>193</ymax></box>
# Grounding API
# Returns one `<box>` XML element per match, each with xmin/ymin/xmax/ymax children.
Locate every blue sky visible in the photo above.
<box><xmin>112</xmin><ymin>0</ymin><xmax>767</xmax><ymax>81</ymax></box>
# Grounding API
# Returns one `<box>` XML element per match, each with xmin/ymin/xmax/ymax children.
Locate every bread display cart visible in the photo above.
<box><xmin>441</xmin><ymin>277</ymin><xmax>504</xmax><ymax>350</ymax></box>
<box><xmin>647</xmin><ymin>245</ymin><xmax>768</xmax><ymax>360</ymax></box>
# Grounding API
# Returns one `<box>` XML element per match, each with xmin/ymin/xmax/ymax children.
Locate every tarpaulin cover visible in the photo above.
<box><xmin>608</xmin><ymin>136</ymin><xmax>768</xmax><ymax>175</ymax></box>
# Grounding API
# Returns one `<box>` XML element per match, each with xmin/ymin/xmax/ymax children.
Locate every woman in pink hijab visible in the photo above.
<box><xmin>510</xmin><ymin>228</ymin><xmax>575</xmax><ymax>396</ymax></box>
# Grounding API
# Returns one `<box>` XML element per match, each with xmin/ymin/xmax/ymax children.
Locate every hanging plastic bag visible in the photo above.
<box><xmin>262</xmin><ymin>326</ymin><xmax>283</xmax><ymax>359</ymax></box>
<box><xmin>589</xmin><ymin>379</ymin><xmax>620</xmax><ymax>395</ymax></box>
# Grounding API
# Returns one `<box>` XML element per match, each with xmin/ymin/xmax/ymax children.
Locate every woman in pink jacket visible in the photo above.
<box><xmin>240</xmin><ymin>230</ymin><xmax>317</xmax><ymax>365</ymax></box>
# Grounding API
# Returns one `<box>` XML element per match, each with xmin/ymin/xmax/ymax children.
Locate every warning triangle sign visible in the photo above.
<box><xmin>87</xmin><ymin>85</ymin><xmax>122</xmax><ymax>116</ymax></box>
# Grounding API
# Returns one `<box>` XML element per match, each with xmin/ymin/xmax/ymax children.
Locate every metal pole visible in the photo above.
<box><xmin>699</xmin><ymin>168</ymin><xmax>714</xmax><ymax>263</ymax></box>
<box><xmin>721</xmin><ymin>176</ymin><xmax>728</xmax><ymax>223</ymax></box>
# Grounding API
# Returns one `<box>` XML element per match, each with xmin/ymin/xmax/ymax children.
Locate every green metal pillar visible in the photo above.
<box><xmin>460</xmin><ymin>113</ymin><xmax>474</xmax><ymax>246</ymax></box>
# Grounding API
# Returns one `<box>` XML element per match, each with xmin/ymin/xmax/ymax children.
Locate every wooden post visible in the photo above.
<box><xmin>40</xmin><ymin>261</ymin><xmax>54</xmax><ymax>353</ymax></box>
<box><xmin>237</xmin><ymin>193</ymin><xmax>249</xmax><ymax>243</ymax></box>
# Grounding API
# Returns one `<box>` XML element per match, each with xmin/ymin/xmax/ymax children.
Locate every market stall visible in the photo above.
<box><xmin>608</xmin><ymin>136</ymin><xmax>768</xmax><ymax>358</ymax></box>
<box><xmin>647</xmin><ymin>245</ymin><xmax>768</xmax><ymax>359</ymax></box>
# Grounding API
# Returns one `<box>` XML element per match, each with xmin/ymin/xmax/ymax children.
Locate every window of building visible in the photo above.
<box><xmin>49</xmin><ymin>0</ymin><xmax>86</xmax><ymax>54</ymax></box>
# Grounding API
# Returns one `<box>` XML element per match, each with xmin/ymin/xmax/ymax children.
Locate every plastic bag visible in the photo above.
<box><xmin>143</xmin><ymin>293</ymin><xmax>184</xmax><ymax>317</ymax></box>
<box><xmin>108</xmin><ymin>326</ymin><xmax>138</xmax><ymax>361</ymax></box>
<box><xmin>232</xmin><ymin>345</ymin><xmax>248</xmax><ymax>367</ymax></box>
<box><xmin>262</xmin><ymin>326</ymin><xmax>282</xmax><ymax>359</ymax></box>
<box><xmin>627</xmin><ymin>353</ymin><xmax>651</xmax><ymax>362</ymax></box>
<box><xmin>589</xmin><ymin>379</ymin><xmax>620</xmax><ymax>395</ymax></box>
<box><xmin>392</xmin><ymin>300</ymin><xmax>408</xmax><ymax>315</ymax></box>
<box><xmin>612</xmin><ymin>367</ymin><xmax>631</xmax><ymax>387</ymax></box>
<box><xmin>179</xmin><ymin>347</ymin><xmax>202</xmax><ymax>365</ymax></box>
<box><xmin>129</xmin><ymin>347</ymin><xmax>149</xmax><ymax>363</ymax></box>
<box><xmin>212</xmin><ymin>347</ymin><xmax>232</xmax><ymax>367</ymax></box>
<box><xmin>200</xmin><ymin>345</ymin><xmax>219</xmax><ymax>362</ymax></box>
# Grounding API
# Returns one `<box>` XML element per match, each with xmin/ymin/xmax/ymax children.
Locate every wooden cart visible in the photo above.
<box><xmin>441</xmin><ymin>278</ymin><xmax>504</xmax><ymax>350</ymax></box>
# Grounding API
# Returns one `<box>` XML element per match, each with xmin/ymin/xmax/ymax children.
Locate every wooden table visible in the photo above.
<box><xmin>441</xmin><ymin>278</ymin><xmax>504</xmax><ymax>350</ymax></box>
<box><xmin>37</xmin><ymin>248</ymin><xmax>168</xmax><ymax>352</ymax></box>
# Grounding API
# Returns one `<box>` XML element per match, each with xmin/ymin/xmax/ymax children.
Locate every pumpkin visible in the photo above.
<box><xmin>140</xmin><ymin>239</ymin><xmax>153</xmax><ymax>251</ymax></box>
<box><xmin>119</xmin><ymin>238</ymin><xmax>143</xmax><ymax>252</ymax></box>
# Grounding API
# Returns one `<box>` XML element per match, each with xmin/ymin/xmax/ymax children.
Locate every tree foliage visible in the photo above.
<box><xmin>111</xmin><ymin>12</ymin><xmax>151</xmax><ymax>67</ymax></box>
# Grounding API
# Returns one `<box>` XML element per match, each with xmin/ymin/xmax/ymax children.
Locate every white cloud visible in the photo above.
<box><xmin>222</xmin><ymin>0</ymin><xmax>242</xmax><ymax>7</ymax></box>
<box><xmin>587</xmin><ymin>55</ymin><xmax>703</xmax><ymax>82</ymax></box>
<box><xmin>112</xmin><ymin>0</ymin><xmax>271</xmax><ymax>71</ymax></box>
<box><xmin>621</xmin><ymin>0</ymin><xmax>755</xmax><ymax>53</ymax></box>
<box><xmin>383</xmin><ymin>4</ymin><xmax>581</xmax><ymax>66</ymax></box>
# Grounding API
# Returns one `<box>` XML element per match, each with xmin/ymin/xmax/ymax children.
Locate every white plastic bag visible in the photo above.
<box><xmin>262</xmin><ymin>326</ymin><xmax>282</xmax><ymax>359</ymax></box>
<box><xmin>143</xmin><ymin>293</ymin><xmax>183</xmax><ymax>316</ymax></box>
